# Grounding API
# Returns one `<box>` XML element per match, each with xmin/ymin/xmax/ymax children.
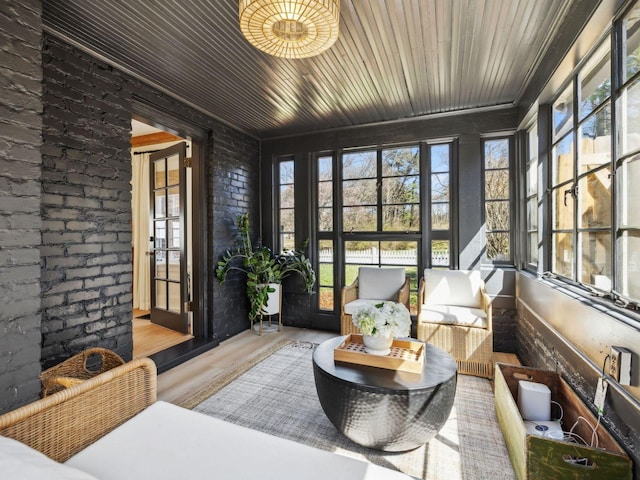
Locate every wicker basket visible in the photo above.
<box><xmin>40</xmin><ymin>347</ymin><xmax>125</xmax><ymax>397</ymax></box>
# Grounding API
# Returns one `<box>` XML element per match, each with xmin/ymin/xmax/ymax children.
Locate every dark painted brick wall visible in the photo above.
<box><xmin>37</xmin><ymin>34</ymin><xmax>260</xmax><ymax>369</ymax></box>
<box><xmin>0</xmin><ymin>0</ymin><xmax>43</xmax><ymax>412</ymax></box>
<box><xmin>40</xmin><ymin>35</ymin><xmax>133</xmax><ymax>367</ymax></box>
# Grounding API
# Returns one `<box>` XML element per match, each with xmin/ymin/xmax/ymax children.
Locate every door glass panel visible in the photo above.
<box><xmin>154</xmin><ymin>160</ymin><xmax>166</xmax><ymax>188</ymax></box>
<box><xmin>167</xmin><ymin>154</ymin><xmax>179</xmax><ymax>186</ymax></box>
<box><xmin>167</xmin><ymin>186</ymin><xmax>180</xmax><ymax>217</ymax></box>
<box><xmin>168</xmin><ymin>251</ymin><xmax>180</xmax><ymax>281</ymax></box>
<box><xmin>155</xmin><ymin>280</ymin><xmax>167</xmax><ymax>309</ymax></box>
<box><xmin>155</xmin><ymin>220</ymin><xmax>166</xmax><ymax>248</ymax></box>
<box><xmin>155</xmin><ymin>191</ymin><xmax>166</xmax><ymax>218</ymax></box>
<box><xmin>168</xmin><ymin>219</ymin><xmax>180</xmax><ymax>248</ymax></box>
<box><xmin>155</xmin><ymin>253</ymin><xmax>166</xmax><ymax>279</ymax></box>
<box><xmin>168</xmin><ymin>282</ymin><xmax>180</xmax><ymax>313</ymax></box>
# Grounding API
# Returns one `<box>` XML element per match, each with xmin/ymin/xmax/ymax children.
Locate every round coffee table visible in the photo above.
<box><xmin>312</xmin><ymin>336</ymin><xmax>457</xmax><ymax>452</ymax></box>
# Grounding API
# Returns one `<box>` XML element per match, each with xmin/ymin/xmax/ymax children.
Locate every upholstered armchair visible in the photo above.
<box><xmin>341</xmin><ymin>267</ymin><xmax>410</xmax><ymax>335</ymax></box>
<box><xmin>417</xmin><ymin>269</ymin><xmax>493</xmax><ymax>378</ymax></box>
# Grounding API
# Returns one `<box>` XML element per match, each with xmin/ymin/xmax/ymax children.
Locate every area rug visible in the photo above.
<box><xmin>185</xmin><ymin>340</ymin><xmax>515</xmax><ymax>480</ymax></box>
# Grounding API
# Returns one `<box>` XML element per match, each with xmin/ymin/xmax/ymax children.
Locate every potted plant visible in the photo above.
<box><xmin>352</xmin><ymin>302</ymin><xmax>411</xmax><ymax>355</ymax></box>
<box><xmin>215</xmin><ymin>213</ymin><xmax>316</xmax><ymax>324</ymax></box>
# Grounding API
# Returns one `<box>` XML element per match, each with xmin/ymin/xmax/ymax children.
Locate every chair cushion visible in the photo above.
<box><xmin>423</xmin><ymin>269</ymin><xmax>483</xmax><ymax>308</ymax></box>
<box><xmin>419</xmin><ymin>304</ymin><xmax>487</xmax><ymax>328</ymax></box>
<box><xmin>0</xmin><ymin>436</ymin><xmax>98</xmax><ymax>480</ymax></box>
<box><xmin>358</xmin><ymin>267</ymin><xmax>405</xmax><ymax>300</ymax></box>
<box><xmin>343</xmin><ymin>299</ymin><xmax>386</xmax><ymax>316</ymax></box>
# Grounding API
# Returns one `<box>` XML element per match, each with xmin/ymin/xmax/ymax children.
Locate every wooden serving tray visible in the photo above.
<box><xmin>334</xmin><ymin>334</ymin><xmax>425</xmax><ymax>374</ymax></box>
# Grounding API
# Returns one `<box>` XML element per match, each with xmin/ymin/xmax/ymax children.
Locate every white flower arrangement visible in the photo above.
<box><xmin>352</xmin><ymin>301</ymin><xmax>411</xmax><ymax>338</ymax></box>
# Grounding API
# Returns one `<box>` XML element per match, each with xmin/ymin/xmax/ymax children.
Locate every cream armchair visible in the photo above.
<box><xmin>417</xmin><ymin>269</ymin><xmax>493</xmax><ymax>378</ymax></box>
<box><xmin>341</xmin><ymin>267</ymin><xmax>410</xmax><ymax>335</ymax></box>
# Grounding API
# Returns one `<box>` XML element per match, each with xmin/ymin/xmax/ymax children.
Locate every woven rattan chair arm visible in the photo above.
<box><xmin>480</xmin><ymin>288</ymin><xmax>493</xmax><ymax>331</ymax></box>
<box><xmin>397</xmin><ymin>276</ymin><xmax>410</xmax><ymax>308</ymax></box>
<box><xmin>417</xmin><ymin>278</ymin><xmax>425</xmax><ymax>314</ymax></box>
<box><xmin>341</xmin><ymin>278</ymin><xmax>359</xmax><ymax>310</ymax></box>
<box><xmin>0</xmin><ymin>357</ymin><xmax>157</xmax><ymax>462</ymax></box>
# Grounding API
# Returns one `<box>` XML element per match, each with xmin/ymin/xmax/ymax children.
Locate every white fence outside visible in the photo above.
<box><xmin>318</xmin><ymin>248</ymin><xmax>449</xmax><ymax>266</ymax></box>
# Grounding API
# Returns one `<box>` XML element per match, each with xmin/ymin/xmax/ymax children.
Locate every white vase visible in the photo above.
<box><xmin>362</xmin><ymin>334</ymin><xmax>393</xmax><ymax>356</ymax></box>
<box><xmin>259</xmin><ymin>283</ymin><xmax>281</xmax><ymax>315</ymax></box>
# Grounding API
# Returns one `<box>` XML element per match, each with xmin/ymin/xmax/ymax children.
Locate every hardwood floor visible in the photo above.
<box><xmin>157</xmin><ymin>327</ymin><xmax>334</xmax><ymax>405</ymax></box>
<box><xmin>133</xmin><ymin>316</ymin><xmax>193</xmax><ymax>359</ymax></box>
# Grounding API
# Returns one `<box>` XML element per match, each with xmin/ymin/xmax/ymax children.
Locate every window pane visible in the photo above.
<box><xmin>344</xmin><ymin>241</ymin><xmax>379</xmax><ymax>268</ymax></box>
<box><xmin>580</xmin><ymin>231</ymin><xmax>612</xmax><ymax>288</ymax></box>
<box><xmin>280</xmin><ymin>184</ymin><xmax>294</xmax><ymax>208</ymax></box>
<box><xmin>486</xmin><ymin>232</ymin><xmax>510</xmax><ymax>261</ymax></box>
<box><xmin>382</xmin><ymin>205</ymin><xmax>419</xmax><ymax>231</ymax></box>
<box><xmin>343</xmin><ymin>179</ymin><xmax>377</xmax><ymax>205</ymax></box>
<box><xmin>553</xmin><ymin>133</ymin><xmax>574</xmax><ymax>185</ymax></box>
<box><xmin>484</xmin><ymin>139</ymin><xmax>509</xmax><ymax>168</ymax></box>
<box><xmin>342</xmin><ymin>206</ymin><xmax>376</xmax><ymax>231</ymax></box>
<box><xmin>553</xmin><ymin>187</ymin><xmax>574</xmax><ymax>230</ymax></box>
<box><xmin>484</xmin><ymin>170</ymin><xmax>509</xmax><ymax>199</ymax></box>
<box><xmin>579</xmin><ymin>40</ymin><xmax>611</xmax><ymax>119</ymax></box>
<box><xmin>318</xmin><ymin>182</ymin><xmax>332</xmax><ymax>207</ymax></box>
<box><xmin>343</xmin><ymin>151</ymin><xmax>376</xmax><ymax>179</ymax></box>
<box><xmin>318</xmin><ymin>207</ymin><xmax>333</xmax><ymax>231</ymax></box>
<box><xmin>578</xmin><ymin>167</ymin><xmax>612</xmax><ymax>228</ymax></box>
<box><xmin>527</xmin><ymin>158</ymin><xmax>538</xmax><ymax>196</ymax></box>
<box><xmin>319</xmin><ymin>287</ymin><xmax>334</xmax><ymax>310</ymax></box>
<box><xmin>617</xmin><ymin>153</ymin><xmax>640</xmax><ymax>227</ymax></box>
<box><xmin>617</xmin><ymin>77</ymin><xmax>640</xmax><ymax>155</ymax></box>
<box><xmin>553</xmin><ymin>232</ymin><xmax>574</xmax><ymax>277</ymax></box>
<box><xmin>280</xmin><ymin>160</ymin><xmax>294</xmax><ymax>184</ymax></box>
<box><xmin>381</xmin><ymin>175</ymin><xmax>420</xmax><ymax>204</ymax></box>
<box><xmin>527</xmin><ymin>198</ymin><xmax>538</xmax><ymax>229</ymax></box>
<box><xmin>528</xmin><ymin>233</ymin><xmax>539</xmax><ymax>264</ymax></box>
<box><xmin>431</xmin><ymin>203</ymin><xmax>449</xmax><ymax>230</ymax></box>
<box><xmin>431</xmin><ymin>173</ymin><xmax>449</xmax><ymax>201</ymax></box>
<box><xmin>280</xmin><ymin>208</ymin><xmax>294</xmax><ymax>232</ymax></box>
<box><xmin>553</xmin><ymin>85</ymin><xmax>573</xmax><ymax>139</ymax></box>
<box><xmin>382</xmin><ymin>147</ymin><xmax>419</xmax><ymax>176</ymax></box>
<box><xmin>318</xmin><ymin>156</ymin><xmax>332</xmax><ymax>181</ymax></box>
<box><xmin>486</xmin><ymin>201</ymin><xmax>510</xmax><ymax>231</ymax></box>
<box><xmin>579</xmin><ymin>103</ymin><xmax>611</xmax><ymax>174</ymax></box>
<box><xmin>431</xmin><ymin>145</ymin><xmax>450</xmax><ymax>172</ymax></box>
<box><xmin>432</xmin><ymin>240</ymin><xmax>450</xmax><ymax>267</ymax></box>
<box><xmin>617</xmin><ymin>230</ymin><xmax>640</xmax><ymax>301</ymax></box>
<box><xmin>623</xmin><ymin>3</ymin><xmax>640</xmax><ymax>83</ymax></box>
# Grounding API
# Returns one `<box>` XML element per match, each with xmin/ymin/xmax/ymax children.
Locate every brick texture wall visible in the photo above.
<box><xmin>0</xmin><ymin>0</ymin><xmax>43</xmax><ymax>412</ymax></box>
<box><xmin>38</xmin><ymin>34</ymin><xmax>260</xmax><ymax>369</ymax></box>
<box><xmin>40</xmin><ymin>36</ymin><xmax>133</xmax><ymax>367</ymax></box>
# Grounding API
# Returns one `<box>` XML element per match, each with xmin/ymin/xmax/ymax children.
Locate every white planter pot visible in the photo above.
<box><xmin>362</xmin><ymin>334</ymin><xmax>393</xmax><ymax>356</ymax></box>
<box><xmin>259</xmin><ymin>283</ymin><xmax>281</xmax><ymax>315</ymax></box>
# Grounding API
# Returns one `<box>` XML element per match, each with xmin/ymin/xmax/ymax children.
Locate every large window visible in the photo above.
<box><xmin>483</xmin><ymin>138</ymin><xmax>512</xmax><ymax>262</ymax></box>
<box><xmin>616</xmin><ymin>3</ymin><xmax>640</xmax><ymax>302</ymax></box>
<box><xmin>525</xmin><ymin>122</ymin><xmax>539</xmax><ymax>267</ymax></box>
<box><xmin>278</xmin><ymin>159</ymin><xmax>295</xmax><ymax>250</ymax></box>
<box><xmin>550</xmin><ymin>38</ymin><xmax>612</xmax><ymax>288</ymax></box>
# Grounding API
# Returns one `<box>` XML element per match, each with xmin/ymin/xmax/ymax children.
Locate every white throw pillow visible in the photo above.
<box><xmin>358</xmin><ymin>267</ymin><xmax>405</xmax><ymax>300</ymax></box>
<box><xmin>0</xmin><ymin>436</ymin><xmax>98</xmax><ymax>480</ymax></box>
<box><xmin>423</xmin><ymin>269</ymin><xmax>483</xmax><ymax>307</ymax></box>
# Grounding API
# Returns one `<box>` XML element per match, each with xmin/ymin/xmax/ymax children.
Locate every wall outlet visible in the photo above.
<box><xmin>610</xmin><ymin>346</ymin><xmax>632</xmax><ymax>385</ymax></box>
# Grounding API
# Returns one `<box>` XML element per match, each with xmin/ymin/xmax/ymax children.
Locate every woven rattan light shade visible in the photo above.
<box><xmin>239</xmin><ymin>0</ymin><xmax>340</xmax><ymax>59</ymax></box>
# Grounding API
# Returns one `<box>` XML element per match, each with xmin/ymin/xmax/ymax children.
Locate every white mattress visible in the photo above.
<box><xmin>66</xmin><ymin>401</ymin><xmax>416</xmax><ymax>480</ymax></box>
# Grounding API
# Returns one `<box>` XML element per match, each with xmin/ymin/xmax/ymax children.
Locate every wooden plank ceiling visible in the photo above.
<box><xmin>43</xmin><ymin>0</ymin><xmax>576</xmax><ymax>139</ymax></box>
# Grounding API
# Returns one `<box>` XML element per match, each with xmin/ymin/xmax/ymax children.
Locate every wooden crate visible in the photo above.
<box><xmin>334</xmin><ymin>334</ymin><xmax>425</xmax><ymax>373</ymax></box>
<box><xmin>494</xmin><ymin>363</ymin><xmax>632</xmax><ymax>480</ymax></box>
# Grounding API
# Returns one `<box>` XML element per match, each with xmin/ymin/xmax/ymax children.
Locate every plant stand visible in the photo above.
<box><xmin>253</xmin><ymin>283</ymin><xmax>282</xmax><ymax>335</ymax></box>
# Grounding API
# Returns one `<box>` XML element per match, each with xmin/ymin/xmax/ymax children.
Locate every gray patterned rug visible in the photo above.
<box><xmin>187</xmin><ymin>340</ymin><xmax>515</xmax><ymax>480</ymax></box>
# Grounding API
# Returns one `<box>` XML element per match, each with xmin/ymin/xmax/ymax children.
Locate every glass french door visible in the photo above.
<box><xmin>149</xmin><ymin>142</ymin><xmax>189</xmax><ymax>333</ymax></box>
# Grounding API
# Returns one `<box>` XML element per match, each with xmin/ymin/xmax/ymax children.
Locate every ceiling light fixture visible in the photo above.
<box><xmin>239</xmin><ymin>0</ymin><xmax>340</xmax><ymax>59</ymax></box>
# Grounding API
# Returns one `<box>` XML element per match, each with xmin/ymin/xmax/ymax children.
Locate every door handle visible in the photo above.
<box><xmin>145</xmin><ymin>251</ymin><xmax>155</xmax><ymax>256</ymax></box>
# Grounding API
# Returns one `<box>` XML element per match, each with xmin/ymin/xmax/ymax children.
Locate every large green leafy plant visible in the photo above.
<box><xmin>215</xmin><ymin>213</ymin><xmax>316</xmax><ymax>322</ymax></box>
